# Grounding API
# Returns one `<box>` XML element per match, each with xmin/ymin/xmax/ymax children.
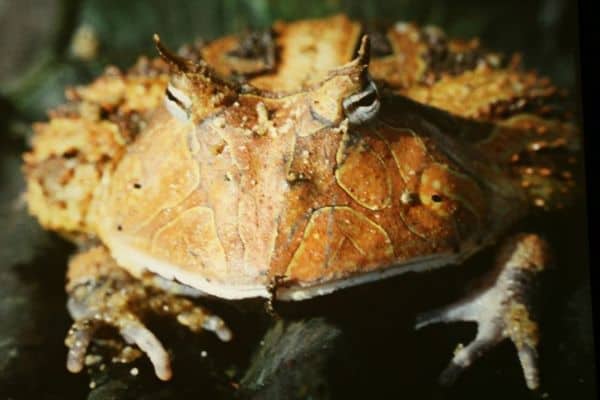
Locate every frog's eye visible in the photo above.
<box><xmin>164</xmin><ymin>84</ymin><xmax>192</xmax><ymax>122</ymax></box>
<box><xmin>342</xmin><ymin>77</ymin><xmax>380</xmax><ymax>125</ymax></box>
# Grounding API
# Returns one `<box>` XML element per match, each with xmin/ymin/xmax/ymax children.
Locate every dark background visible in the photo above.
<box><xmin>0</xmin><ymin>1</ymin><xmax>593</xmax><ymax>399</ymax></box>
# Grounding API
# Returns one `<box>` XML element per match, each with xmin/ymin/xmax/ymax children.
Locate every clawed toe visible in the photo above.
<box><xmin>65</xmin><ymin>247</ymin><xmax>232</xmax><ymax>381</ymax></box>
<box><xmin>417</xmin><ymin>286</ymin><xmax>541</xmax><ymax>389</ymax></box>
<box><xmin>516</xmin><ymin>343</ymin><xmax>539</xmax><ymax>389</ymax></box>
<box><xmin>438</xmin><ymin>331</ymin><xmax>502</xmax><ymax>386</ymax></box>
<box><xmin>65</xmin><ymin>287</ymin><xmax>232</xmax><ymax>381</ymax></box>
<box><xmin>201</xmin><ymin>315</ymin><xmax>233</xmax><ymax>341</ymax></box>
<box><xmin>415</xmin><ymin>297</ymin><xmax>478</xmax><ymax>330</ymax></box>
<box><xmin>64</xmin><ymin>310</ymin><xmax>173</xmax><ymax>380</ymax></box>
<box><xmin>415</xmin><ymin>234</ymin><xmax>550</xmax><ymax>390</ymax></box>
<box><xmin>149</xmin><ymin>294</ymin><xmax>233</xmax><ymax>342</ymax></box>
<box><xmin>65</xmin><ymin>319</ymin><xmax>100</xmax><ymax>374</ymax></box>
<box><xmin>119</xmin><ymin>317</ymin><xmax>172</xmax><ymax>380</ymax></box>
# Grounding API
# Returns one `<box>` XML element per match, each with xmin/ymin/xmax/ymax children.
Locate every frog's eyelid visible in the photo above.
<box><xmin>165</xmin><ymin>89</ymin><xmax>185</xmax><ymax>109</ymax></box>
<box><xmin>164</xmin><ymin>84</ymin><xmax>193</xmax><ymax>122</ymax></box>
<box><xmin>165</xmin><ymin>91</ymin><xmax>190</xmax><ymax>123</ymax></box>
<box><xmin>342</xmin><ymin>78</ymin><xmax>380</xmax><ymax>125</ymax></box>
<box><xmin>166</xmin><ymin>84</ymin><xmax>192</xmax><ymax>109</ymax></box>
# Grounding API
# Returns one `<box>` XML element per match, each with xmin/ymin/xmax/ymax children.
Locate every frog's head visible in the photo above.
<box><xmin>154</xmin><ymin>34</ymin><xmax>380</xmax><ymax>129</ymax></box>
<box><xmin>153</xmin><ymin>34</ymin><xmax>239</xmax><ymax>124</ymax></box>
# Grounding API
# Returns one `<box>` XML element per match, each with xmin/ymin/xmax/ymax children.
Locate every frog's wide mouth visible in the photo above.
<box><xmin>276</xmin><ymin>251</ymin><xmax>464</xmax><ymax>301</ymax></box>
<box><xmin>107</xmin><ymin>239</ymin><xmax>272</xmax><ymax>300</ymax></box>
<box><xmin>106</xmin><ymin>237</ymin><xmax>472</xmax><ymax>301</ymax></box>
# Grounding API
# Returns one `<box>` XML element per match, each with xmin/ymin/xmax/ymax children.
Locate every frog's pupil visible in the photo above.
<box><xmin>355</xmin><ymin>89</ymin><xmax>378</xmax><ymax>108</ymax></box>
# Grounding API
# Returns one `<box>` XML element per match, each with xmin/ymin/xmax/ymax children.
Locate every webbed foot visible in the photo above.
<box><xmin>64</xmin><ymin>246</ymin><xmax>232</xmax><ymax>380</ymax></box>
<box><xmin>416</xmin><ymin>234</ymin><xmax>551</xmax><ymax>390</ymax></box>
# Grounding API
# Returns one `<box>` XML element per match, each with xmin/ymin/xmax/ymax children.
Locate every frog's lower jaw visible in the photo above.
<box><xmin>415</xmin><ymin>233</ymin><xmax>551</xmax><ymax>390</ymax></box>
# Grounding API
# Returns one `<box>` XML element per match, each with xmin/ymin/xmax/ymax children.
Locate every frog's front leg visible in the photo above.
<box><xmin>64</xmin><ymin>246</ymin><xmax>232</xmax><ymax>381</ymax></box>
<box><xmin>416</xmin><ymin>233</ymin><xmax>551</xmax><ymax>390</ymax></box>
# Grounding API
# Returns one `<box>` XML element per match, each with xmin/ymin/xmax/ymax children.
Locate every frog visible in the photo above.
<box><xmin>22</xmin><ymin>14</ymin><xmax>580</xmax><ymax>390</ymax></box>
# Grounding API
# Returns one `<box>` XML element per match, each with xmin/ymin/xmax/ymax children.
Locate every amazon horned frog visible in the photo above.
<box><xmin>23</xmin><ymin>15</ymin><xmax>580</xmax><ymax>389</ymax></box>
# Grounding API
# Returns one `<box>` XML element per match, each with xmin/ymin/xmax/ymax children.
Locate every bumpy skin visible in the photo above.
<box><xmin>65</xmin><ymin>246</ymin><xmax>231</xmax><ymax>380</ymax></box>
<box><xmin>23</xmin><ymin>15</ymin><xmax>579</xmax><ymax>388</ymax></box>
<box><xmin>23</xmin><ymin>59</ymin><xmax>170</xmax><ymax>236</ymax></box>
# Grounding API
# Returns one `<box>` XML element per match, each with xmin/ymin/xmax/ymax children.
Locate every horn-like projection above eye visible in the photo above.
<box><xmin>153</xmin><ymin>33</ymin><xmax>239</xmax><ymax>123</ymax></box>
<box><xmin>153</xmin><ymin>34</ymin><xmax>192</xmax><ymax>72</ymax></box>
<box><xmin>341</xmin><ymin>35</ymin><xmax>381</xmax><ymax>125</ymax></box>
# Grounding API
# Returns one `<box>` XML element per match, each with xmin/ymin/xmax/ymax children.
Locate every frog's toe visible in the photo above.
<box><xmin>416</xmin><ymin>234</ymin><xmax>550</xmax><ymax>390</ymax></box>
<box><xmin>516</xmin><ymin>341</ymin><xmax>539</xmax><ymax>389</ymax></box>
<box><xmin>65</xmin><ymin>318</ymin><xmax>100</xmax><ymax>374</ymax></box>
<box><xmin>119</xmin><ymin>316</ymin><xmax>172</xmax><ymax>380</ymax></box>
<box><xmin>65</xmin><ymin>246</ymin><xmax>232</xmax><ymax>380</ymax></box>
<box><xmin>415</xmin><ymin>297</ymin><xmax>479</xmax><ymax>329</ymax></box>
<box><xmin>148</xmin><ymin>294</ymin><xmax>233</xmax><ymax>342</ymax></box>
<box><xmin>65</xmin><ymin>311</ymin><xmax>173</xmax><ymax>380</ymax></box>
<box><xmin>437</xmin><ymin>323</ymin><xmax>512</xmax><ymax>386</ymax></box>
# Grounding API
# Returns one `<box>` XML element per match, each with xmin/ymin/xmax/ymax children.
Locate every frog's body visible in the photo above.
<box><xmin>23</xmin><ymin>15</ymin><xmax>579</xmax><ymax>389</ymax></box>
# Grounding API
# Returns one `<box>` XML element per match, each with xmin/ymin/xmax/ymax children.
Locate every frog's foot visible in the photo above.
<box><xmin>416</xmin><ymin>234</ymin><xmax>551</xmax><ymax>390</ymax></box>
<box><xmin>64</xmin><ymin>246</ymin><xmax>232</xmax><ymax>381</ymax></box>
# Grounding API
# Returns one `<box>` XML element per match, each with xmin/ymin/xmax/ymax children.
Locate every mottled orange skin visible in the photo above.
<box><xmin>23</xmin><ymin>14</ymin><xmax>579</xmax><ymax>297</ymax></box>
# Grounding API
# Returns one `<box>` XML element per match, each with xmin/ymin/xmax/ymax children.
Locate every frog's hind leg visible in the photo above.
<box><xmin>64</xmin><ymin>245</ymin><xmax>232</xmax><ymax>381</ymax></box>
<box><xmin>415</xmin><ymin>233</ymin><xmax>551</xmax><ymax>390</ymax></box>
